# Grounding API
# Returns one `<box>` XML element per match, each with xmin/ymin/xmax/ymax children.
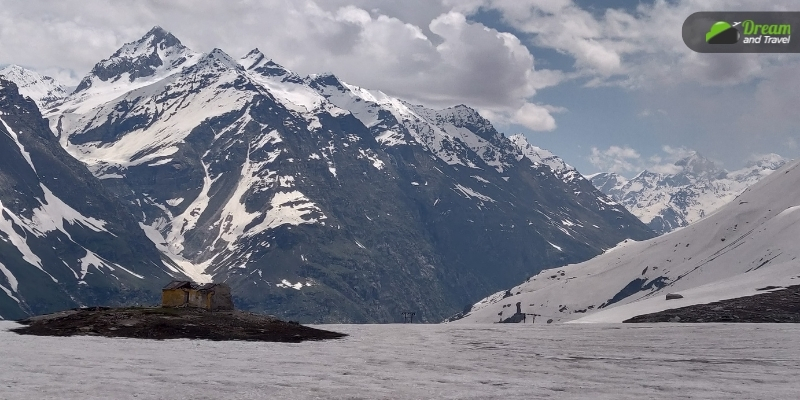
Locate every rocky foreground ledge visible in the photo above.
<box><xmin>624</xmin><ymin>285</ymin><xmax>800</xmax><ymax>323</ymax></box>
<box><xmin>11</xmin><ymin>307</ymin><xmax>347</xmax><ymax>342</ymax></box>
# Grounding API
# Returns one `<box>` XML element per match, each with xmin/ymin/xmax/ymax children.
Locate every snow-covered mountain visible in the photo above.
<box><xmin>0</xmin><ymin>78</ymin><xmax>177</xmax><ymax>320</ymax></box>
<box><xmin>588</xmin><ymin>153</ymin><xmax>786</xmax><ymax>235</ymax></box>
<box><xmin>38</xmin><ymin>27</ymin><xmax>654</xmax><ymax>322</ymax></box>
<box><xmin>0</xmin><ymin>65</ymin><xmax>68</xmax><ymax>109</ymax></box>
<box><xmin>458</xmin><ymin>159</ymin><xmax>800</xmax><ymax>324</ymax></box>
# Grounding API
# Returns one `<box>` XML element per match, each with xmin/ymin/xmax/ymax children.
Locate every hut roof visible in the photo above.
<box><xmin>193</xmin><ymin>283</ymin><xmax>227</xmax><ymax>291</ymax></box>
<box><xmin>163</xmin><ymin>281</ymin><xmax>229</xmax><ymax>291</ymax></box>
<box><xmin>163</xmin><ymin>280</ymin><xmax>192</xmax><ymax>290</ymax></box>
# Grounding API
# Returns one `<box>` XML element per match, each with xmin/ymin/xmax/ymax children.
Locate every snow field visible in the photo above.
<box><xmin>1</xmin><ymin>322</ymin><xmax>798</xmax><ymax>399</ymax></box>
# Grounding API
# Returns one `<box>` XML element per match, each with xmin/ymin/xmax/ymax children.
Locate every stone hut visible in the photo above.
<box><xmin>161</xmin><ymin>281</ymin><xmax>234</xmax><ymax>311</ymax></box>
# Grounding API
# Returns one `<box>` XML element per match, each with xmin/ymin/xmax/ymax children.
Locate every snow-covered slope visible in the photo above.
<box><xmin>589</xmin><ymin>153</ymin><xmax>786</xmax><ymax>234</ymax></box>
<box><xmin>43</xmin><ymin>27</ymin><xmax>654</xmax><ymax>322</ymax></box>
<box><xmin>0</xmin><ymin>65</ymin><xmax>67</xmax><ymax>109</ymax></box>
<box><xmin>0</xmin><ymin>78</ymin><xmax>176</xmax><ymax>320</ymax></box>
<box><xmin>458</xmin><ymin>159</ymin><xmax>800</xmax><ymax>324</ymax></box>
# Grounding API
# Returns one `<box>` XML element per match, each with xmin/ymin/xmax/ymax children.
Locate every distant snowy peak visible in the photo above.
<box><xmin>0</xmin><ymin>65</ymin><xmax>68</xmax><ymax>108</ymax></box>
<box><xmin>590</xmin><ymin>152</ymin><xmax>788</xmax><ymax>235</ymax></box>
<box><xmin>73</xmin><ymin>26</ymin><xmax>200</xmax><ymax>94</ymax></box>
<box><xmin>242</xmin><ymin>51</ymin><xmax>332</xmax><ymax>114</ymax></box>
<box><xmin>240</xmin><ymin>49</ymin><xmax>303</xmax><ymax>83</ymax></box>
<box><xmin>409</xmin><ymin>104</ymin><xmax>495</xmax><ymax>139</ymax></box>
<box><xmin>745</xmin><ymin>153</ymin><xmax>786</xmax><ymax>170</ymax></box>
<box><xmin>307</xmin><ymin>72</ymin><xmax>346</xmax><ymax>90</ymax></box>
<box><xmin>239</xmin><ymin>48</ymin><xmax>267</xmax><ymax>69</ymax></box>
<box><xmin>586</xmin><ymin>172</ymin><xmax>627</xmax><ymax>194</ymax></box>
<box><xmin>193</xmin><ymin>48</ymin><xmax>242</xmax><ymax>73</ymax></box>
<box><xmin>308</xmin><ymin>73</ymin><xmax>413</xmax><ymax>130</ymax></box>
<box><xmin>674</xmin><ymin>153</ymin><xmax>725</xmax><ymax>179</ymax></box>
<box><xmin>508</xmin><ymin>134</ymin><xmax>574</xmax><ymax>177</ymax></box>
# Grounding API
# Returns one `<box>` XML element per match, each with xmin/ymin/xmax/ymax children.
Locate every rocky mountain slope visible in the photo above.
<box><xmin>6</xmin><ymin>27</ymin><xmax>655</xmax><ymax>323</ymax></box>
<box><xmin>0</xmin><ymin>65</ymin><xmax>68</xmax><ymax>109</ymax></box>
<box><xmin>458</xmin><ymin>159</ymin><xmax>800</xmax><ymax>324</ymax></box>
<box><xmin>0</xmin><ymin>78</ymin><xmax>177</xmax><ymax>320</ymax></box>
<box><xmin>588</xmin><ymin>153</ymin><xmax>786</xmax><ymax>234</ymax></box>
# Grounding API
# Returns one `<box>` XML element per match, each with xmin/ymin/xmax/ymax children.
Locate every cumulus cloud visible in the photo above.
<box><xmin>0</xmin><ymin>0</ymin><xmax>565</xmax><ymax>131</ymax></box>
<box><xmin>589</xmin><ymin>145</ymin><xmax>708</xmax><ymax>176</ymax></box>
<box><xmin>512</xmin><ymin>102</ymin><xmax>559</xmax><ymax>131</ymax></box>
<box><xmin>588</xmin><ymin>145</ymin><xmax>642</xmax><ymax>174</ymax></box>
<box><xmin>450</xmin><ymin>0</ymin><xmax>799</xmax><ymax>89</ymax></box>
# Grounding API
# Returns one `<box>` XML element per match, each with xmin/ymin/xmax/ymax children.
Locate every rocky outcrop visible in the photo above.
<box><xmin>624</xmin><ymin>286</ymin><xmax>800</xmax><ymax>323</ymax></box>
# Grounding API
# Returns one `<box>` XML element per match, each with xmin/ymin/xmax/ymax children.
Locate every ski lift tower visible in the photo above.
<box><xmin>401</xmin><ymin>311</ymin><xmax>416</xmax><ymax>323</ymax></box>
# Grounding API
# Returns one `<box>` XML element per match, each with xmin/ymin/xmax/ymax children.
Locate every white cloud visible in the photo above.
<box><xmin>451</xmin><ymin>0</ymin><xmax>799</xmax><ymax>89</ymax></box>
<box><xmin>588</xmin><ymin>145</ymin><xmax>642</xmax><ymax>174</ymax></box>
<box><xmin>661</xmin><ymin>145</ymin><xmax>695</xmax><ymax>161</ymax></box>
<box><xmin>589</xmin><ymin>145</ymin><xmax>707</xmax><ymax>176</ymax></box>
<box><xmin>0</xmin><ymin>0</ymin><xmax>566</xmax><ymax>131</ymax></box>
<box><xmin>513</xmin><ymin>102</ymin><xmax>558</xmax><ymax>131</ymax></box>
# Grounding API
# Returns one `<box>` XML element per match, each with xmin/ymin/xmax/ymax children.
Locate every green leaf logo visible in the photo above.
<box><xmin>706</xmin><ymin>21</ymin><xmax>740</xmax><ymax>44</ymax></box>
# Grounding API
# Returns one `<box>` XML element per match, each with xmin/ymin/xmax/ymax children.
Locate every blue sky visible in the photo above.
<box><xmin>1</xmin><ymin>0</ymin><xmax>798</xmax><ymax>177</ymax></box>
<box><xmin>464</xmin><ymin>0</ymin><xmax>800</xmax><ymax>176</ymax></box>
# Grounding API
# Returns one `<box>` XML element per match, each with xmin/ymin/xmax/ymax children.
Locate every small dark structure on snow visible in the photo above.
<box><xmin>401</xmin><ymin>311</ymin><xmax>416</xmax><ymax>323</ymax></box>
<box><xmin>666</xmin><ymin>293</ymin><xmax>684</xmax><ymax>300</ymax></box>
<box><xmin>161</xmin><ymin>281</ymin><xmax>234</xmax><ymax>311</ymax></box>
<box><xmin>500</xmin><ymin>302</ymin><xmax>537</xmax><ymax>323</ymax></box>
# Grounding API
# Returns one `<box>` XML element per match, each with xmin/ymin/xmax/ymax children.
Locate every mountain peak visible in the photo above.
<box><xmin>746</xmin><ymin>153</ymin><xmax>786</xmax><ymax>169</ymax></box>
<box><xmin>238</xmin><ymin>48</ymin><xmax>297</xmax><ymax>82</ymax></box>
<box><xmin>74</xmin><ymin>26</ymin><xmax>197</xmax><ymax>93</ymax></box>
<box><xmin>196</xmin><ymin>48</ymin><xmax>241</xmax><ymax>71</ymax></box>
<box><xmin>508</xmin><ymin>133</ymin><xmax>529</xmax><ymax>146</ymax></box>
<box><xmin>307</xmin><ymin>72</ymin><xmax>346</xmax><ymax>90</ymax></box>
<box><xmin>0</xmin><ymin>64</ymin><xmax>68</xmax><ymax>108</ymax></box>
<box><xmin>145</xmin><ymin>25</ymin><xmax>169</xmax><ymax>37</ymax></box>
<box><xmin>1</xmin><ymin>64</ymin><xmax>25</xmax><ymax>75</ymax></box>
<box><xmin>508</xmin><ymin>133</ymin><xmax>575</xmax><ymax>174</ymax></box>
<box><xmin>240</xmin><ymin>48</ymin><xmax>266</xmax><ymax>69</ymax></box>
<box><xmin>441</xmin><ymin>104</ymin><xmax>481</xmax><ymax>119</ymax></box>
<box><xmin>106</xmin><ymin>26</ymin><xmax>187</xmax><ymax>66</ymax></box>
<box><xmin>587</xmin><ymin>172</ymin><xmax>628</xmax><ymax>193</ymax></box>
<box><xmin>674</xmin><ymin>152</ymin><xmax>721</xmax><ymax>177</ymax></box>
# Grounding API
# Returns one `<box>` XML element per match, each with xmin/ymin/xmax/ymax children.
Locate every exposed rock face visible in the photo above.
<box><xmin>0</xmin><ymin>78</ymin><xmax>176</xmax><ymax>320</ymax></box>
